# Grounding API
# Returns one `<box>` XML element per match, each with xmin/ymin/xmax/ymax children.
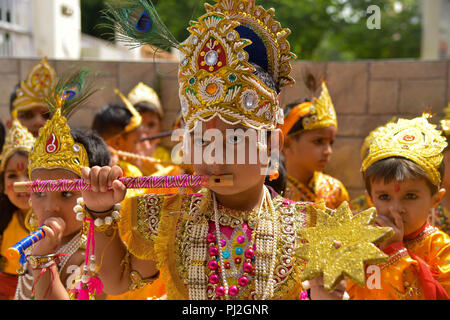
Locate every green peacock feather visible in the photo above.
<box><xmin>100</xmin><ymin>0</ymin><xmax>180</xmax><ymax>51</ymax></box>
<box><xmin>45</xmin><ymin>68</ymin><xmax>102</xmax><ymax>119</ymax></box>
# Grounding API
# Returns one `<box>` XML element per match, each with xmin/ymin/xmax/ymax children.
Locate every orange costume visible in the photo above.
<box><xmin>279</xmin><ymin>83</ymin><xmax>349</xmax><ymax>209</ymax></box>
<box><xmin>347</xmin><ymin>223</ymin><xmax>450</xmax><ymax>300</ymax></box>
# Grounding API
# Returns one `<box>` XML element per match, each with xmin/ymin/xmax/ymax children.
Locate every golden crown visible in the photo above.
<box><xmin>178</xmin><ymin>1</ymin><xmax>295</xmax><ymax>131</ymax></box>
<box><xmin>127</xmin><ymin>82</ymin><xmax>163</xmax><ymax>118</ymax></box>
<box><xmin>28</xmin><ymin>108</ymin><xmax>89</xmax><ymax>178</ymax></box>
<box><xmin>28</xmin><ymin>68</ymin><xmax>97</xmax><ymax>178</ymax></box>
<box><xmin>115</xmin><ymin>88</ymin><xmax>143</xmax><ymax>133</ymax></box>
<box><xmin>0</xmin><ymin>113</ymin><xmax>35</xmax><ymax>171</ymax></box>
<box><xmin>361</xmin><ymin>116</ymin><xmax>447</xmax><ymax>186</ymax></box>
<box><xmin>13</xmin><ymin>58</ymin><xmax>57</xmax><ymax>113</ymax></box>
<box><xmin>303</xmin><ymin>82</ymin><xmax>337</xmax><ymax>131</ymax></box>
<box><xmin>280</xmin><ymin>82</ymin><xmax>337</xmax><ymax>136</ymax></box>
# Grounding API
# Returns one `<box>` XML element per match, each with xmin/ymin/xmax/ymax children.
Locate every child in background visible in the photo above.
<box><xmin>0</xmin><ymin>115</ymin><xmax>35</xmax><ymax>299</ymax></box>
<box><xmin>347</xmin><ymin>116</ymin><xmax>450</xmax><ymax>300</ymax></box>
<box><xmin>91</xmin><ymin>91</ymin><xmax>145</xmax><ymax>178</ymax></box>
<box><xmin>127</xmin><ymin>82</ymin><xmax>173</xmax><ymax>173</ymax></box>
<box><xmin>8</xmin><ymin>58</ymin><xmax>57</xmax><ymax>137</ymax></box>
<box><xmin>14</xmin><ymin>70</ymin><xmax>111</xmax><ymax>300</ymax></box>
<box><xmin>278</xmin><ymin>78</ymin><xmax>349</xmax><ymax>209</ymax></box>
<box><xmin>431</xmin><ymin>118</ymin><xmax>450</xmax><ymax>235</ymax></box>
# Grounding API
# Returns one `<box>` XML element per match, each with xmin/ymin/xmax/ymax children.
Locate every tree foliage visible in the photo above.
<box><xmin>80</xmin><ymin>0</ymin><xmax>422</xmax><ymax>61</ymax></box>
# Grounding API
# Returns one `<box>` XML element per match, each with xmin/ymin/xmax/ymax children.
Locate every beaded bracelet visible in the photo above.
<box><xmin>27</xmin><ymin>253</ymin><xmax>62</xmax><ymax>270</ymax></box>
<box><xmin>74</xmin><ymin>198</ymin><xmax>122</xmax><ymax>232</ymax></box>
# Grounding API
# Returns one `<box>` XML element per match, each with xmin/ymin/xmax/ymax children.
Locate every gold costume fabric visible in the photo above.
<box><xmin>118</xmin><ymin>188</ymin><xmax>313</xmax><ymax>300</ymax></box>
<box><xmin>284</xmin><ymin>172</ymin><xmax>349</xmax><ymax>210</ymax></box>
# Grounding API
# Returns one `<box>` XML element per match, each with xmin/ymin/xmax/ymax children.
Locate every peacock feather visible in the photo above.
<box><xmin>45</xmin><ymin>68</ymin><xmax>101</xmax><ymax>119</ymax></box>
<box><xmin>100</xmin><ymin>0</ymin><xmax>180</xmax><ymax>51</ymax></box>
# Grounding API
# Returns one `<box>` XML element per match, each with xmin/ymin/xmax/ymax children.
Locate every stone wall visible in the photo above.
<box><xmin>0</xmin><ymin>58</ymin><xmax>449</xmax><ymax>199</ymax></box>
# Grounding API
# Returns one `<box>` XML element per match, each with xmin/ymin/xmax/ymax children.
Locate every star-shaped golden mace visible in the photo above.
<box><xmin>296</xmin><ymin>201</ymin><xmax>394</xmax><ymax>291</ymax></box>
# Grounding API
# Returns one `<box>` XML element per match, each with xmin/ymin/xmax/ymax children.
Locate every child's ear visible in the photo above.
<box><xmin>431</xmin><ymin>188</ymin><xmax>446</xmax><ymax>208</ymax></box>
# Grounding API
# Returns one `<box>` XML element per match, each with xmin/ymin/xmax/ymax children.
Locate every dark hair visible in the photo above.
<box><xmin>10</xmin><ymin>83</ymin><xmax>19</xmax><ymax>112</ymax></box>
<box><xmin>251</xmin><ymin>63</ymin><xmax>278</xmax><ymax>93</ymax></box>
<box><xmin>0</xmin><ymin>149</ymin><xmax>29</xmax><ymax>236</ymax></box>
<box><xmin>364</xmin><ymin>156</ymin><xmax>444</xmax><ymax>196</ymax></box>
<box><xmin>70</xmin><ymin>128</ymin><xmax>111</xmax><ymax>167</ymax></box>
<box><xmin>134</xmin><ymin>102</ymin><xmax>162</xmax><ymax>120</ymax></box>
<box><xmin>0</xmin><ymin>120</ymin><xmax>6</xmax><ymax>153</ymax></box>
<box><xmin>264</xmin><ymin>153</ymin><xmax>287</xmax><ymax>195</ymax></box>
<box><xmin>91</xmin><ymin>104</ymin><xmax>132</xmax><ymax>140</ymax></box>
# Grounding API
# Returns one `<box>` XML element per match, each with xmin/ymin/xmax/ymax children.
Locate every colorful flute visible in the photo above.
<box><xmin>6</xmin><ymin>226</ymin><xmax>46</xmax><ymax>263</ymax></box>
<box><xmin>14</xmin><ymin>174</ymin><xmax>233</xmax><ymax>193</ymax></box>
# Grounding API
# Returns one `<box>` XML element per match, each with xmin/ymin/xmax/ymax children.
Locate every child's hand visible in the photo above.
<box><xmin>309</xmin><ymin>277</ymin><xmax>347</xmax><ymax>300</ymax></box>
<box><xmin>31</xmin><ymin>217</ymin><xmax>66</xmax><ymax>256</ymax></box>
<box><xmin>375</xmin><ymin>207</ymin><xmax>404</xmax><ymax>250</ymax></box>
<box><xmin>81</xmin><ymin>166</ymin><xmax>127</xmax><ymax>213</ymax></box>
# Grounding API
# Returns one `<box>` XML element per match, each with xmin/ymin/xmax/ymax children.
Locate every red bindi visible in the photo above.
<box><xmin>394</xmin><ymin>183</ymin><xmax>400</xmax><ymax>193</ymax></box>
<box><xmin>16</xmin><ymin>162</ymin><xmax>25</xmax><ymax>172</ymax></box>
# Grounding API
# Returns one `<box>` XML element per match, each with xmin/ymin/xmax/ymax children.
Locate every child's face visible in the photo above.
<box><xmin>3</xmin><ymin>153</ymin><xmax>30</xmax><ymax>210</ymax></box>
<box><xmin>140</xmin><ymin>110</ymin><xmax>161</xmax><ymax>138</ymax></box>
<box><xmin>284</xmin><ymin>125</ymin><xmax>336</xmax><ymax>173</ymax></box>
<box><xmin>30</xmin><ymin>168</ymin><xmax>82</xmax><ymax>237</ymax></box>
<box><xmin>16</xmin><ymin>107</ymin><xmax>50</xmax><ymax>137</ymax></box>
<box><xmin>190</xmin><ymin>118</ymin><xmax>280</xmax><ymax>196</ymax></box>
<box><xmin>107</xmin><ymin>128</ymin><xmax>142</xmax><ymax>154</ymax></box>
<box><xmin>369</xmin><ymin>178</ymin><xmax>444</xmax><ymax>235</ymax></box>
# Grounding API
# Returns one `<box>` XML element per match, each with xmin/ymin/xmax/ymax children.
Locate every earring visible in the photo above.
<box><xmin>25</xmin><ymin>209</ymin><xmax>38</xmax><ymax>232</ymax></box>
<box><xmin>268</xmin><ymin>158</ymin><xmax>279</xmax><ymax>181</ymax></box>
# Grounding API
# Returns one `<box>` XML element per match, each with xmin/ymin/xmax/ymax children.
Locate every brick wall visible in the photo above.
<box><xmin>1</xmin><ymin>58</ymin><xmax>449</xmax><ymax>200</ymax></box>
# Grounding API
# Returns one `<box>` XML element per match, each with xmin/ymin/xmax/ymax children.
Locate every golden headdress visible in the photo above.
<box><xmin>28</xmin><ymin>69</ymin><xmax>99</xmax><ymax>177</ymax></box>
<box><xmin>103</xmin><ymin>0</ymin><xmax>296</xmax><ymax>132</ymax></box>
<box><xmin>127</xmin><ymin>82</ymin><xmax>163</xmax><ymax>118</ymax></box>
<box><xmin>115</xmin><ymin>88</ymin><xmax>143</xmax><ymax>133</ymax></box>
<box><xmin>361</xmin><ymin>116</ymin><xmax>447</xmax><ymax>186</ymax></box>
<box><xmin>280</xmin><ymin>82</ymin><xmax>337</xmax><ymax>136</ymax></box>
<box><xmin>0</xmin><ymin>111</ymin><xmax>35</xmax><ymax>172</ymax></box>
<box><xmin>360</xmin><ymin>117</ymin><xmax>397</xmax><ymax>161</ymax></box>
<box><xmin>13</xmin><ymin>58</ymin><xmax>57</xmax><ymax>113</ymax></box>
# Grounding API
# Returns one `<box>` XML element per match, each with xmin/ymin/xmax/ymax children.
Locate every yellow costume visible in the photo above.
<box><xmin>0</xmin><ymin>113</ymin><xmax>35</xmax><ymax>300</ymax></box>
<box><xmin>285</xmin><ymin>172</ymin><xmax>349</xmax><ymax>210</ymax></box>
<box><xmin>348</xmin><ymin>116</ymin><xmax>450</xmax><ymax>300</ymax></box>
<box><xmin>279</xmin><ymin>82</ymin><xmax>348</xmax><ymax>209</ymax></box>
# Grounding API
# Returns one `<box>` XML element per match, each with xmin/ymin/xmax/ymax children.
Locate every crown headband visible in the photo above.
<box><xmin>280</xmin><ymin>82</ymin><xmax>337</xmax><ymax>136</ymax></box>
<box><xmin>102</xmin><ymin>0</ymin><xmax>296</xmax><ymax>132</ymax></box>
<box><xmin>115</xmin><ymin>88</ymin><xmax>143</xmax><ymax>133</ymax></box>
<box><xmin>127</xmin><ymin>82</ymin><xmax>163</xmax><ymax>118</ymax></box>
<box><xmin>28</xmin><ymin>68</ymin><xmax>99</xmax><ymax>178</ymax></box>
<box><xmin>13</xmin><ymin>58</ymin><xmax>57</xmax><ymax>113</ymax></box>
<box><xmin>361</xmin><ymin>117</ymin><xmax>447</xmax><ymax>186</ymax></box>
<box><xmin>0</xmin><ymin>113</ymin><xmax>35</xmax><ymax>172</ymax></box>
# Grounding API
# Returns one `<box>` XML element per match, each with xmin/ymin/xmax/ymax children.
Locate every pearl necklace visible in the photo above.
<box><xmin>14</xmin><ymin>232</ymin><xmax>82</xmax><ymax>300</ymax></box>
<box><xmin>213</xmin><ymin>186</ymin><xmax>279</xmax><ymax>300</ymax></box>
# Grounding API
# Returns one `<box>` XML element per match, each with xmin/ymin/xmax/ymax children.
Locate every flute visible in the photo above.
<box><xmin>6</xmin><ymin>227</ymin><xmax>46</xmax><ymax>263</ymax></box>
<box><xmin>14</xmin><ymin>174</ymin><xmax>233</xmax><ymax>193</ymax></box>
